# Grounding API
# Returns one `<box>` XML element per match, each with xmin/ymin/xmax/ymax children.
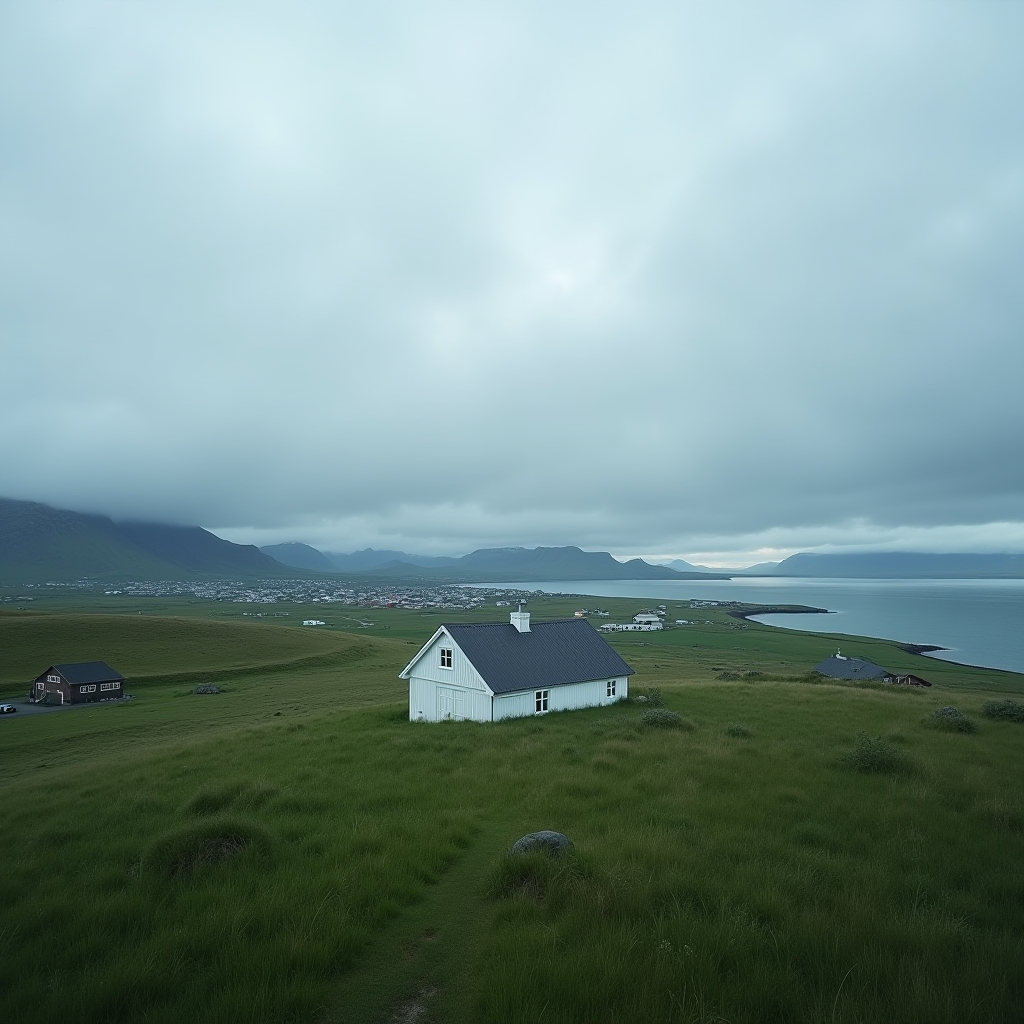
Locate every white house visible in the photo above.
<box><xmin>400</xmin><ymin>610</ymin><xmax>634</xmax><ymax>722</ymax></box>
<box><xmin>633</xmin><ymin>613</ymin><xmax>662</xmax><ymax>624</ymax></box>
<box><xmin>599</xmin><ymin>622</ymin><xmax>663</xmax><ymax>632</ymax></box>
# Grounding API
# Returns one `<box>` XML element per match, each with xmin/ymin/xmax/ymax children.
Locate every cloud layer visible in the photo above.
<box><xmin>2</xmin><ymin>2</ymin><xmax>1022</xmax><ymax>560</ymax></box>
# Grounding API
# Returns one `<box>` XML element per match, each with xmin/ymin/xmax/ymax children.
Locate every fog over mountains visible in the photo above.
<box><xmin>2</xmin><ymin>498</ymin><xmax>1021</xmax><ymax>582</ymax></box>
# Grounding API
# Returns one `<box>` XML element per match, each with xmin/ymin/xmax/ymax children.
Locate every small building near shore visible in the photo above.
<box><xmin>814</xmin><ymin>652</ymin><xmax>930</xmax><ymax>687</ymax></box>
<box><xmin>400</xmin><ymin>610</ymin><xmax>634</xmax><ymax>722</ymax></box>
<box><xmin>32</xmin><ymin>662</ymin><xmax>126</xmax><ymax>704</ymax></box>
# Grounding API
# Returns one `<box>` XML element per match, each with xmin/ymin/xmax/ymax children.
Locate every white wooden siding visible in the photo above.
<box><xmin>410</xmin><ymin>633</ymin><xmax>488</xmax><ymax>691</ymax></box>
<box><xmin>493</xmin><ymin>690</ymin><xmax>534</xmax><ymax>720</ymax></box>
<box><xmin>493</xmin><ymin>675</ymin><xmax>628</xmax><ymax>721</ymax></box>
<box><xmin>408</xmin><ymin>676</ymin><xmax>493</xmax><ymax>722</ymax></box>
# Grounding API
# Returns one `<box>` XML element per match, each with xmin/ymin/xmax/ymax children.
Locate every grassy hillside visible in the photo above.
<box><xmin>0</xmin><ymin>612</ymin><xmax>377</xmax><ymax>689</ymax></box>
<box><xmin>1</xmin><ymin>605</ymin><xmax>1022</xmax><ymax>1023</ymax></box>
<box><xmin>0</xmin><ymin>497</ymin><xmax>287</xmax><ymax>581</ymax></box>
<box><xmin>0</xmin><ymin>498</ymin><xmax>174</xmax><ymax>580</ymax></box>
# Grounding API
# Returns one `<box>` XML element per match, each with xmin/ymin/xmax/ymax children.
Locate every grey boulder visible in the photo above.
<box><xmin>510</xmin><ymin>830</ymin><xmax>572</xmax><ymax>857</ymax></box>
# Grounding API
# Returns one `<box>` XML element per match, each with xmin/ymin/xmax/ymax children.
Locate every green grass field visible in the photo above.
<box><xmin>1</xmin><ymin>599</ymin><xmax>1022</xmax><ymax>1023</ymax></box>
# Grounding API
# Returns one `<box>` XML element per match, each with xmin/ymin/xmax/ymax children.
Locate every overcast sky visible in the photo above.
<box><xmin>1</xmin><ymin>2</ymin><xmax>1022</xmax><ymax>565</ymax></box>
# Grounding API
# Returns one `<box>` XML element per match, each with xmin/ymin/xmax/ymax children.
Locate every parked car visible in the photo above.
<box><xmin>0</xmin><ymin>703</ymin><xmax>17</xmax><ymax>714</ymax></box>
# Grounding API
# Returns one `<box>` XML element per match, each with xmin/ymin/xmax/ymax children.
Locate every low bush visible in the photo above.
<box><xmin>931</xmin><ymin>706</ymin><xmax>977</xmax><ymax>733</ymax></box>
<box><xmin>632</xmin><ymin>688</ymin><xmax>664</xmax><ymax>707</ymax></box>
<box><xmin>981</xmin><ymin>699</ymin><xmax>1024</xmax><ymax>723</ymax></box>
<box><xmin>839</xmin><ymin>733</ymin><xmax>911</xmax><ymax>775</ymax></box>
<box><xmin>724</xmin><ymin>722</ymin><xmax>751</xmax><ymax>738</ymax></box>
<box><xmin>143</xmin><ymin>818</ymin><xmax>273</xmax><ymax>879</ymax></box>
<box><xmin>641</xmin><ymin>708</ymin><xmax>693</xmax><ymax>730</ymax></box>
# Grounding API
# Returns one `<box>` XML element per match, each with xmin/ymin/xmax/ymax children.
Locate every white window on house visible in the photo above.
<box><xmin>47</xmin><ymin>674</ymin><xmax>60</xmax><ymax>684</ymax></box>
<box><xmin>607</xmin><ymin>679</ymin><xmax>616</xmax><ymax>697</ymax></box>
<box><xmin>100</xmin><ymin>682</ymin><xmax>118</xmax><ymax>691</ymax></box>
<box><xmin>81</xmin><ymin>684</ymin><xmax>96</xmax><ymax>693</ymax></box>
<box><xmin>36</xmin><ymin>681</ymin><xmax>45</xmax><ymax>690</ymax></box>
<box><xmin>535</xmin><ymin>689</ymin><xmax>549</xmax><ymax>714</ymax></box>
<box><xmin>440</xmin><ymin>648</ymin><xmax>453</xmax><ymax>669</ymax></box>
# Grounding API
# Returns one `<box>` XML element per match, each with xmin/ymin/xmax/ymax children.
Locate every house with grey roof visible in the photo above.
<box><xmin>814</xmin><ymin>651</ymin><xmax>930</xmax><ymax>687</ymax></box>
<box><xmin>32</xmin><ymin>662</ymin><xmax>125</xmax><ymax>704</ymax></box>
<box><xmin>399</xmin><ymin>610</ymin><xmax>634</xmax><ymax>722</ymax></box>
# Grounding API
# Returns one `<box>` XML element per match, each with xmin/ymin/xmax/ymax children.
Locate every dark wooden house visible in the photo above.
<box><xmin>32</xmin><ymin>662</ymin><xmax>126</xmax><ymax>704</ymax></box>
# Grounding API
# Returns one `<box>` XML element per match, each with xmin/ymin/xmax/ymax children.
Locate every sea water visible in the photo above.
<box><xmin>470</xmin><ymin>578</ymin><xmax>1024</xmax><ymax>674</ymax></box>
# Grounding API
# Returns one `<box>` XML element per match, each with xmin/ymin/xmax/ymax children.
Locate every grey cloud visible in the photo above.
<box><xmin>1</xmin><ymin>2</ymin><xmax>1022</xmax><ymax>561</ymax></box>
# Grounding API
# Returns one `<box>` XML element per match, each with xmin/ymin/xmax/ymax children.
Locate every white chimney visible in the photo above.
<box><xmin>510</xmin><ymin>607</ymin><xmax>531</xmax><ymax>633</ymax></box>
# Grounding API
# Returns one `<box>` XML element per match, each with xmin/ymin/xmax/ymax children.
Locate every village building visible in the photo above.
<box><xmin>814</xmin><ymin>652</ymin><xmax>931</xmax><ymax>687</ymax></box>
<box><xmin>600</xmin><ymin>621</ymin><xmax>663</xmax><ymax>632</ymax></box>
<box><xmin>32</xmin><ymin>662</ymin><xmax>125</xmax><ymax>704</ymax></box>
<box><xmin>400</xmin><ymin>610</ymin><xmax>634</xmax><ymax>722</ymax></box>
<box><xmin>633</xmin><ymin>612</ymin><xmax>663</xmax><ymax>624</ymax></box>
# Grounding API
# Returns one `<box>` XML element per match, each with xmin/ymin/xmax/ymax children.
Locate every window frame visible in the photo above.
<box><xmin>535</xmin><ymin>689</ymin><xmax>549</xmax><ymax>714</ymax></box>
<box><xmin>607</xmin><ymin>679</ymin><xmax>616</xmax><ymax>697</ymax></box>
<box><xmin>439</xmin><ymin>647</ymin><xmax>453</xmax><ymax>670</ymax></box>
<box><xmin>81</xmin><ymin>684</ymin><xmax>96</xmax><ymax>694</ymax></box>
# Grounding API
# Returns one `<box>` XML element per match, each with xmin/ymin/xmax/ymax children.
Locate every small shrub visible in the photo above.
<box><xmin>632</xmin><ymin>689</ymin><xmax>663</xmax><ymax>707</ymax></box>
<box><xmin>193</xmin><ymin>683</ymin><xmax>223</xmax><ymax>694</ymax></box>
<box><xmin>981</xmin><ymin>699</ymin><xmax>1024</xmax><ymax>723</ymax></box>
<box><xmin>716</xmin><ymin>671</ymin><xmax>743</xmax><ymax>681</ymax></box>
<box><xmin>839</xmin><ymin>733</ymin><xmax>911</xmax><ymax>775</ymax></box>
<box><xmin>931</xmin><ymin>706</ymin><xmax>977</xmax><ymax>733</ymax></box>
<box><xmin>724</xmin><ymin>722</ymin><xmax>751</xmax><ymax>738</ymax></box>
<box><xmin>143</xmin><ymin>818</ymin><xmax>273</xmax><ymax>879</ymax></box>
<box><xmin>641</xmin><ymin>708</ymin><xmax>693</xmax><ymax>730</ymax></box>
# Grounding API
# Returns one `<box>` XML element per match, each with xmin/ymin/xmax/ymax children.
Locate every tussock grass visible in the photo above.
<box><xmin>931</xmin><ymin>706</ymin><xmax>978</xmax><ymax>733</ymax></box>
<box><xmin>184</xmin><ymin>781</ymin><xmax>277</xmax><ymax>816</ymax></box>
<box><xmin>724</xmin><ymin>722</ymin><xmax>752</xmax><ymax>737</ymax></box>
<box><xmin>981</xmin><ymin>698</ymin><xmax>1024</xmax><ymax>722</ymax></box>
<box><xmin>641</xmin><ymin>707</ymin><xmax>694</xmax><ymax>729</ymax></box>
<box><xmin>144</xmin><ymin>817</ymin><xmax>273</xmax><ymax>879</ymax></box>
<box><xmin>2</xmin><ymin>606</ymin><xmax>1023</xmax><ymax>1023</ymax></box>
<box><xmin>839</xmin><ymin>732</ymin><xmax>913</xmax><ymax>774</ymax></box>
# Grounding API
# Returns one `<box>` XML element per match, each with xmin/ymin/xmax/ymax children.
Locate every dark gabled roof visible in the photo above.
<box><xmin>443</xmin><ymin>618</ymin><xmax>634</xmax><ymax>695</ymax></box>
<box><xmin>813</xmin><ymin>655</ymin><xmax>888</xmax><ymax>680</ymax></box>
<box><xmin>47</xmin><ymin>662</ymin><xmax>125</xmax><ymax>685</ymax></box>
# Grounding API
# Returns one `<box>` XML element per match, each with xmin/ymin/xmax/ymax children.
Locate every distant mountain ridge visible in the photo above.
<box><xmin>336</xmin><ymin>545</ymin><xmax>730</xmax><ymax>581</ymax></box>
<box><xmin>769</xmin><ymin>551</ymin><xmax>1024</xmax><ymax>578</ymax></box>
<box><xmin>5</xmin><ymin>497</ymin><xmax>1020</xmax><ymax>582</ymax></box>
<box><xmin>1</xmin><ymin>498</ymin><xmax>281</xmax><ymax>581</ymax></box>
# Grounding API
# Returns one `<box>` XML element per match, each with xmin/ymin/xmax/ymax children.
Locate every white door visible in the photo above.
<box><xmin>436</xmin><ymin>687</ymin><xmax>465</xmax><ymax>720</ymax></box>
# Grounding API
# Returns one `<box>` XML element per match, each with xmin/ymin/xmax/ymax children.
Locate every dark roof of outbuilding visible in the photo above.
<box><xmin>813</xmin><ymin>655</ymin><xmax>888</xmax><ymax>680</ymax></box>
<box><xmin>46</xmin><ymin>662</ymin><xmax>125</xmax><ymax>685</ymax></box>
<box><xmin>443</xmin><ymin>619</ymin><xmax>634</xmax><ymax>695</ymax></box>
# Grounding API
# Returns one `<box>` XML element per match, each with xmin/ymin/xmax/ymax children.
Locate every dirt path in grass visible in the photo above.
<box><xmin>330</xmin><ymin>826</ymin><xmax>503</xmax><ymax>1024</ymax></box>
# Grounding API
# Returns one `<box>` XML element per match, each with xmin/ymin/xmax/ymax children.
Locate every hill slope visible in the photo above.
<box><xmin>0</xmin><ymin>498</ymin><xmax>282</xmax><ymax>581</ymax></box>
<box><xmin>261</xmin><ymin>542</ymin><xmax>337</xmax><ymax>572</ymax></box>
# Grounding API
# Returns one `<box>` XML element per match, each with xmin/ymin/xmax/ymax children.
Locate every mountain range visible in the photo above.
<box><xmin>261</xmin><ymin>543</ymin><xmax>729</xmax><ymax>581</ymax></box>
<box><xmin>2</xmin><ymin>497</ymin><xmax>1021</xmax><ymax>581</ymax></box>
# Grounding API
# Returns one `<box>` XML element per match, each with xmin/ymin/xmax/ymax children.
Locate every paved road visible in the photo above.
<box><xmin>0</xmin><ymin>696</ymin><xmax>130</xmax><ymax>718</ymax></box>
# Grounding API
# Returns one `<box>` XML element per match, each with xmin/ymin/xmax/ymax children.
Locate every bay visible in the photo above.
<box><xmin>469</xmin><ymin>578</ymin><xmax>1024</xmax><ymax>675</ymax></box>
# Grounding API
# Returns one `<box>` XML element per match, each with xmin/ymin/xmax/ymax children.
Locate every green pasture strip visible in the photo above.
<box><xmin>4</xmin><ymin>673</ymin><xmax>1024</xmax><ymax>1023</ymax></box>
<box><xmin>0</xmin><ymin>612</ymin><xmax>370</xmax><ymax>685</ymax></box>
